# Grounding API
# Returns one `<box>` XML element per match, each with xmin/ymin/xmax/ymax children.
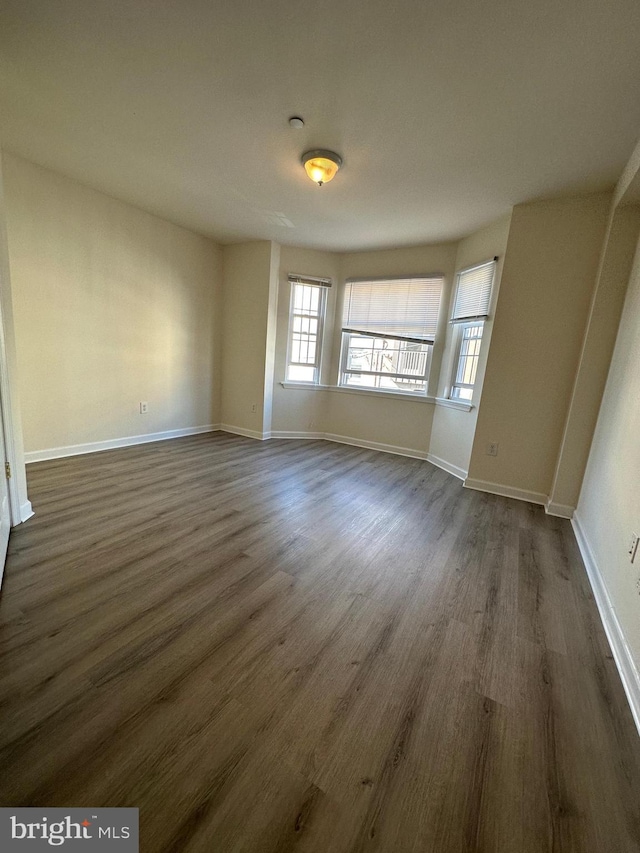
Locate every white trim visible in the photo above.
<box><xmin>545</xmin><ymin>500</ymin><xmax>575</xmax><ymax>519</ymax></box>
<box><xmin>463</xmin><ymin>477</ymin><xmax>547</xmax><ymax>506</ymax></box>
<box><xmin>572</xmin><ymin>512</ymin><xmax>640</xmax><ymax>736</ymax></box>
<box><xmin>270</xmin><ymin>428</ymin><xmax>427</xmax><ymax>460</ymax></box>
<box><xmin>19</xmin><ymin>500</ymin><xmax>34</xmax><ymax>522</ymax></box>
<box><xmin>270</xmin><ymin>430</ymin><xmax>326</xmax><ymax>440</ymax></box>
<box><xmin>285</xmin><ymin>279</ymin><xmax>327</xmax><ymax>386</ymax></box>
<box><xmin>0</xmin><ymin>270</ymin><xmax>23</xmax><ymax>526</ymax></box>
<box><xmin>218</xmin><ymin>424</ymin><xmax>270</xmax><ymax>441</ymax></box>
<box><xmin>426</xmin><ymin>453</ymin><xmax>467</xmax><ymax>481</ymax></box>
<box><xmin>269</xmin><ymin>427</ymin><xmax>427</xmax><ymax>459</ymax></box>
<box><xmin>20</xmin><ymin>421</ymin><xmax>459</xmax><ymax>473</ymax></box>
<box><xmin>24</xmin><ymin>424</ymin><xmax>221</xmax><ymax>463</ymax></box>
<box><xmin>434</xmin><ymin>396</ymin><xmax>474</xmax><ymax>412</ymax></box>
<box><xmin>460</xmin><ymin>479</ymin><xmax>576</xmax><ymax>517</ymax></box>
<box><xmin>322</xmin><ymin>432</ymin><xmax>427</xmax><ymax>460</ymax></box>
<box><xmin>448</xmin><ymin>320</ymin><xmax>486</xmax><ymax>403</ymax></box>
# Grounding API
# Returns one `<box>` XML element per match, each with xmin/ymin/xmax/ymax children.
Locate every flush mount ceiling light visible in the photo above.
<box><xmin>301</xmin><ymin>149</ymin><xmax>343</xmax><ymax>186</ymax></box>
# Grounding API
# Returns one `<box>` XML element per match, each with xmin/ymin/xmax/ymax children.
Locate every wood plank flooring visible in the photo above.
<box><xmin>1</xmin><ymin>432</ymin><xmax>639</xmax><ymax>852</ymax></box>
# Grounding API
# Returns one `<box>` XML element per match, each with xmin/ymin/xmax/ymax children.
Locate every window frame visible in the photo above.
<box><xmin>449</xmin><ymin>321</ymin><xmax>484</xmax><ymax>402</ymax></box>
<box><xmin>339</xmin><ymin>332</ymin><xmax>433</xmax><ymax>395</ymax></box>
<box><xmin>338</xmin><ymin>274</ymin><xmax>443</xmax><ymax>396</ymax></box>
<box><xmin>285</xmin><ymin>278</ymin><xmax>329</xmax><ymax>385</ymax></box>
<box><xmin>447</xmin><ymin>259</ymin><xmax>497</xmax><ymax>403</ymax></box>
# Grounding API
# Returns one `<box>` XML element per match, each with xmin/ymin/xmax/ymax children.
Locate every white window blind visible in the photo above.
<box><xmin>451</xmin><ymin>260</ymin><xmax>496</xmax><ymax>323</ymax></box>
<box><xmin>342</xmin><ymin>276</ymin><xmax>444</xmax><ymax>344</ymax></box>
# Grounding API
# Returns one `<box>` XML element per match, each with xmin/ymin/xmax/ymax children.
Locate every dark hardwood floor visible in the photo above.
<box><xmin>0</xmin><ymin>432</ymin><xmax>639</xmax><ymax>852</ymax></box>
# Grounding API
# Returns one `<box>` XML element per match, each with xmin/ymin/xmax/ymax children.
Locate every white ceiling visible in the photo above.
<box><xmin>1</xmin><ymin>0</ymin><xmax>640</xmax><ymax>251</ymax></box>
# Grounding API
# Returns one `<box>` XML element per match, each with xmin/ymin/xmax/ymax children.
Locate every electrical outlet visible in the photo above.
<box><xmin>629</xmin><ymin>533</ymin><xmax>639</xmax><ymax>564</ymax></box>
<box><xmin>487</xmin><ymin>442</ymin><xmax>499</xmax><ymax>457</ymax></box>
<box><xmin>251</xmin><ymin>403</ymin><xmax>257</xmax><ymax>413</ymax></box>
<box><xmin>139</xmin><ymin>401</ymin><xmax>149</xmax><ymax>414</ymax></box>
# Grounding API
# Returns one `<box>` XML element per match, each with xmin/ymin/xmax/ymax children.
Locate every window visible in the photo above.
<box><xmin>340</xmin><ymin>276</ymin><xmax>444</xmax><ymax>394</ymax></box>
<box><xmin>449</xmin><ymin>259</ymin><xmax>496</xmax><ymax>401</ymax></box>
<box><xmin>286</xmin><ymin>275</ymin><xmax>330</xmax><ymax>383</ymax></box>
<box><xmin>451</xmin><ymin>323</ymin><xmax>483</xmax><ymax>400</ymax></box>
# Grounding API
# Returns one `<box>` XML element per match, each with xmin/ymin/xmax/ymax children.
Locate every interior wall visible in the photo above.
<box><xmin>467</xmin><ymin>194</ymin><xmax>610</xmax><ymax>500</ymax></box>
<box><xmin>0</xmin><ymin>152</ymin><xmax>30</xmax><ymax>522</ymax></box>
<box><xmin>549</xmin><ymin>204</ymin><xmax>640</xmax><ymax>513</ymax></box>
<box><xmin>429</xmin><ymin>213</ymin><xmax>511</xmax><ymax>476</ymax></box>
<box><xmin>262</xmin><ymin>240</ymin><xmax>281</xmax><ymax>436</ymax></box>
<box><xmin>220</xmin><ymin>240</ymin><xmax>279</xmax><ymax>436</ymax></box>
<box><xmin>576</xmin><ymin>226</ymin><xmax>640</xmax><ymax>683</ymax></box>
<box><xmin>4</xmin><ymin>153</ymin><xmax>222</xmax><ymax>456</ymax></box>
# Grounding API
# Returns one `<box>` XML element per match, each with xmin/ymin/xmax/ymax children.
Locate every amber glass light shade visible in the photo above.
<box><xmin>301</xmin><ymin>150</ymin><xmax>343</xmax><ymax>186</ymax></box>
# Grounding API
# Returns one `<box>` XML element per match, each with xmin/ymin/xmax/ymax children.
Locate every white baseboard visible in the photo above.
<box><xmin>571</xmin><ymin>513</ymin><xmax>640</xmax><ymax>736</ymax></box>
<box><xmin>24</xmin><ymin>424</ymin><xmax>221</xmax><ymax>464</ymax></box>
<box><xmin>218</xmin><ymin>424</ymin><xmax>270</xmax><ymax>441</ymax></box>
<box><xmin>545</xmin><ymin>500</ymin><xmax>575</xmax><ymax>519</ymax></box>
<box><xmin>262</xmin><ymin>428</ymin><xmax>428</xmax><ymax>460</ymax></box>
<box><xmin>270</xmin><ymin>430</ymin><xmax>326</xmax><ymax>440</ymax></box>
<box><xmin>463</xmin><ymin>477</ymin><xmax>547</xmax><ymax>506</ymax></box>
<box><xmin>23</xmin><ymin>421</ymin><xmax>462</xmax><ymax>482</ymax></box>
<box><xmin>323</xmin><ymin>432</ymin><xmax>427</xmax><ymax>461</ymax></box>
<box><xmin>19</xmin><ymin>500</ymin><xmax>34</xmax><ymax>523</ymax></box>
<box><xmin>462</xmin><ymin>479</ymin><xmax>575</xmax><ymax>517</ymax></box>
<box><xmin>426</xmin><ymin>452</ymin><xmax>467</xmax><ymax>481</ymax></box>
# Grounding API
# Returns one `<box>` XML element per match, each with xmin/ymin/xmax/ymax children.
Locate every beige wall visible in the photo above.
<box><xmin>577</xmin><ymin>227</ymin><xmax>640</xmax><ymax>671</ymax></box>
<box><xmin>429</xmin><ymin>214</ymin><xmax>511</xmax><ymax>475</ymax></box>
<box><xmin>324</xmin><ymin>390</ymin><xmax>434</xmax><ymax>453</ymax></box>
<box><xmin>262</xmin><ymin>240</ymin><xmax>280</xmax><ymax>435</ymax></box>
<box><xmin>549</xmin><ymin>205</ymin><xmax>640</xmax><ymax>512</ymax></box>
<box><xmin>3</xmin><ymin>153</ymin><xmax>222</xmax><ymax>454</ymax></box>
<box><xmin>220</xmin><ymin>241</ymin><xmax>279</xmax><ymax>436</ymax></box>
<box><xmin>0</xmin><ymin>153</ymin><xmax>30</xmax><ymax>521</ymax></box>
<box><xmin>467</xmin><ymin>195</ymin><xmax>610</xmax><ymax>498</ymax></box>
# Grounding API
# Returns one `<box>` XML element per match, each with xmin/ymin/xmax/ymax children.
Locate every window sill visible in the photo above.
<box><xmin>434</xmin><ymin>396</ymin><xmax>474</xmax><ymax>412</ymax></box>
<box><xmin>280</xmin><ymin>381</ymin><xmax>436</xmax><ymax>403</ymax></box>
<box><xmin>281</xmin><ymin>381</ymin><xmax>324</xmax><ymax>391</ymax></box>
